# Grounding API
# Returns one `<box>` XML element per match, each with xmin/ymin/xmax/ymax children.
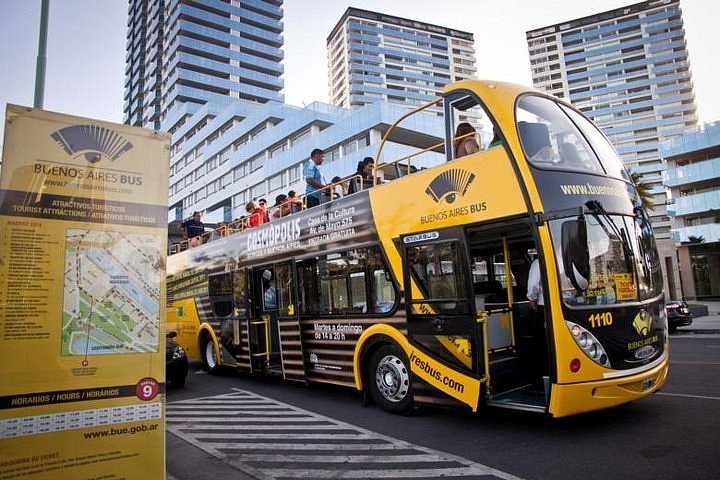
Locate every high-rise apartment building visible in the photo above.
<box><xmin>526</xmin><ymin>0</ymin><xmax>698</xmax><ymax>295</ymax></box>
<box><xmin>124</xmin><ymin>0</ymin><xmax>284</xmax><ymax>131</ymax></box>
<box><xmin>327</xmin><ymin>7</ymin><xmax>476</xmax><ymax>109</ymax></box>
<box><xmin>526</xmin><ymin>0</ymin><xmax>697</xmax><ymax>236</ymax></box>
<box><xmin>662</xmin><ymin>121</ymin><xmax>720</xmax><ymax>299</ymax></box>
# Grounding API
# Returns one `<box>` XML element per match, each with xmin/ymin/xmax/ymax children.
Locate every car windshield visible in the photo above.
<box><xmin>550</xmin><ymin>212</ymin><xmax>662</xmax><ymax>307</ymax></box>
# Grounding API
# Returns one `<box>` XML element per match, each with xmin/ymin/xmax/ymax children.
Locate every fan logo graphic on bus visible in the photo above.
<box><xmin>51</xmin><ymin>125</ymin><xmax>134</xmax><ymax>163</ymax></box>
<box><xmin>425</xmin><ymin>169</ymin><xmax>476</xmax><ymax>205</ymax></box>
<box><xmin>632</xmin><ymin>309</ymin><xmax>653</xmax><ymax>336</ymax></box>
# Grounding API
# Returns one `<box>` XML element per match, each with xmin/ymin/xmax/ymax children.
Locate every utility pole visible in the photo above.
<box><xmin>34</xmin><ymin>0</ymin><xmax>50</xmax><ymax>108</ymax></box>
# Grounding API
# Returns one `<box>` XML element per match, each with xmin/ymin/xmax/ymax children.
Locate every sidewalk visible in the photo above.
<box><xmin>676</xmin><ymin>300</ymin><xmax>720</xmax><ymax>335</ymax></box>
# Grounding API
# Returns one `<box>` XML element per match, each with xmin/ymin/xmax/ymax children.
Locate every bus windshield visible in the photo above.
<box><xmin>550</xmin><ymin>211</ymin><xmax>663</xmax><ymax>307</ymax></box>
<box><xmin>516</xmin><ymin>95</ymin><xmax>629</xmax><ymax>181</ymax></box>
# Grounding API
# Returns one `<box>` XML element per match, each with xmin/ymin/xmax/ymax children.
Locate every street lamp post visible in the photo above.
<box><xmin>34</xmin><ymin>0</ymin><xmax>50</xmax><ymax>109</ymax></box>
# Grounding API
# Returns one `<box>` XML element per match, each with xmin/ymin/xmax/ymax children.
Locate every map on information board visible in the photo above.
<box><xmin>62</xmin><ymin>229</ymin><xmax>161</xmax><ymax>356</ymax></box>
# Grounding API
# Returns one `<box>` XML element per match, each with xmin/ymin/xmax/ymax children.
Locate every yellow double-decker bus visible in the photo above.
<box><xmin>167</xmin><ymin>80</ymin><xmax>668</xmax><ymax>417</ymax></box>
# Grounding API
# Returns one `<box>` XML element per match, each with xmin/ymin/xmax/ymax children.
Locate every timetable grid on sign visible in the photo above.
<box><xmin>0</xmin><ymin>402</ymin><xmax>162</xmax><ymax>439</ymax></box>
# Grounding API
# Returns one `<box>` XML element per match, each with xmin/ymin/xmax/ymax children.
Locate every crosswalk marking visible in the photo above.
<box><xmin>167</xmin><ymin>389</ymin><xmax>523</xmax><ymax>480</ymax></box>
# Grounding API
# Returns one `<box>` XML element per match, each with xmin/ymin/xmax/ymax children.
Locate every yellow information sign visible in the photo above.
<box><xmin>0</xmin><ymin>105</ymin><xmax>170</xmax><ymax>479</ymax></box>
<box><xmin>614</xmin><ymin>273</ymin><xmax>637</xmax><ymax>301</ymax></box>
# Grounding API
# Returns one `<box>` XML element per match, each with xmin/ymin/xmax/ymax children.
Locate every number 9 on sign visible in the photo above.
<box><xmin>136</xmin><ymin>377</ymin><xmax>160</xmax><ymax>400</ymax></box>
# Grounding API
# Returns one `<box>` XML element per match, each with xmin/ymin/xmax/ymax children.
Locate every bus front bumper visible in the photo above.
<box><xmin>548</xmin><ymin>357</ymin><xmax>669</xmax><ymax>418</ymax></box>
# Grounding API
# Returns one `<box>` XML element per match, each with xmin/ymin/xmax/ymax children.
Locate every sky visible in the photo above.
<box><xmin>1</xmin><ymin>0</ymin><xmax>718</xmax><ymax>149</ymax></box>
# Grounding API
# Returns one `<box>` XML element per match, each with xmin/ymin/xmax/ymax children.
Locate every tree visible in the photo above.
<box><xmin>687</xmin><ymin>235</ymin><xmax>705</xmax><ymax>244</ymax></box>
<box><xmin>629</xmin><ymin>170</ymin><xmax>654</xmax><ymax>212</ymax></box>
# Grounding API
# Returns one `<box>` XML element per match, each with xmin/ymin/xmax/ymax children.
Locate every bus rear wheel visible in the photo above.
<box><xmin>367</xmin><ymin>344</ymin><xmax>413</xmax><ymax>414</ymax></box>
<box><xmin>202</xmin><ymin>336</ymin><xmax>220</xmax><ymax>374</ymax></box>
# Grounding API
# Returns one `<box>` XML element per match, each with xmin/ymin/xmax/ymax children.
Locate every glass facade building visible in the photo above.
<box><xmin>327</xmin><ymin>8</ymin><xmax>476</xmax><ymax>109</ymax></box>
<box><xmin>526</xmin><ymin>0</ymin><xmax>698</xmax><ymax>295</ymax></box>
<box><xmin>124</xmin><ymin>0</ymin><xmax>284</xmax><ymax>131</ymax></box>
<box><xmin>166</xmin><ymin>99</ymin><xmax>445</xmax><ymax>236</ymax></box>
<box><xmin>662</xmin><ymin>121</ymin><xmax>720</xmax><ymax>299</ymax></box>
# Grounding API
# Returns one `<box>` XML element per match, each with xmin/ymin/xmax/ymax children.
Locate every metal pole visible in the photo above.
<box><xmin>34</xmin><ymin>0</ymin><xmax>50</xmax><ymax>109</ymax></box>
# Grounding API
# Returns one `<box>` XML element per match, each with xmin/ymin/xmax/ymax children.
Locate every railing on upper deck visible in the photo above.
<box><xmin>169</xmin><ymin>96</ymin><xmax>487</xmax><ymax>255</ymax></box>
<box><xmin>168</xmin><ymin>174</ymin><xmax>367</xmax><ymax>254</ymax></box>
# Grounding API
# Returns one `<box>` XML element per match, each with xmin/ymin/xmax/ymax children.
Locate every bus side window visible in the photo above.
<box><xmin>233</xmin><ymin>269</ymin><xmax>250</xmax><ymax>319</ymax></box>
<box><xmin>297</xmin><ymin>247</ymin><xmax>396</xmax><ymax>316</ymax></box>
<box><xmin>275</xmin><ymin>262</ymin><xmax>295</xmax><ymax>317</ymax></box>
<box><xmin>297</xmin><ymin>258</ymin><xmax>321</xmax><ymax>314</ymax></box>
<box><xmin>208</xmin><ymin>272</ymin><xmax>233</xmax><ymax>317</ymax></box>
<box><xmin>445</xmin><ymin>92</ymin><xmax>500</xmax><ymax>160</ymax></box>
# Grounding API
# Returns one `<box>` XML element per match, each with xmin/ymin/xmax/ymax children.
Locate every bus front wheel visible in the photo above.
<box><xmin>201</xmin><ymin>336</ymin><xmax>220</xmax><ymax>374</ymax></box>
<box><xmin>367</xmin><ymin>344</ymin><xmax>414</xmax><ymax>414</ymax></box>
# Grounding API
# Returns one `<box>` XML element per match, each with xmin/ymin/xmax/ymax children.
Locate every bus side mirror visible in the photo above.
<box><xmin>561</xmin><ymin>218</ymin><xmax>590</xmax><ymax>292</ymax></box>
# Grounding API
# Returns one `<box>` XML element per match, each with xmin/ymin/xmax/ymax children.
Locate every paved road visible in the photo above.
<box><xmin>167</xmin><ymin>334</ymin><xmax>720</xmax><ymax>480</ymax></box>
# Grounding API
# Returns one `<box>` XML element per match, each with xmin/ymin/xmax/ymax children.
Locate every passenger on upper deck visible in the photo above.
<box><xmin>304</xmin><ymin>148</ymin><xmax>327</xmax><ymax>208</ymax></box>
<box><xmin>488</xmin><ymin>128</ymin><xmax>503</xmax><ymax>149</ymax></box>
<box><xmin>287</xmin><ymin>190</ymin><xmax>303</xmax><ymax>214</ymax></box>
<box><xmin>180</xmin><ymin>211</ymin><xmax>204</xmax><ymax>247</ymax></box>
<box><xmin>347</xmin><ymin>157</ymin><xmax>375</xmax><ymax>194</ymax></box>
<box><xmin>453</xmin><ymin>122</ymin><xmax>480</xmax><ymax>158</ymax></box>
<box><xmin>268</xmin><ymin>194</ymin><xmax>286</xmax><ymax>221</ymax></box>
<box><xmin>258</xmin><ymin>198</ymin><xmax>269</xmax><ymax>222</ymax></box>
<box><xmin>331</xmin><ymin>176</ymin><xmax>346</xmax><ymax>199</ymax></box>
<box><xmin>245</xmin><ymin>201</ymin><xmax>266</xmax><ymax>228</ymax></box>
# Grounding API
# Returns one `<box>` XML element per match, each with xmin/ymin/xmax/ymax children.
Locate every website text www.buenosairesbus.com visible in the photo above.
<box><xmin>83</xmin><ymin>422</ymin><xmax>159</xmax><ymax>440</ymax></box>
<box><xmin>409</xmin><ymin>351</ymin><xmax>465</xmax><ymax>394</ymax></box>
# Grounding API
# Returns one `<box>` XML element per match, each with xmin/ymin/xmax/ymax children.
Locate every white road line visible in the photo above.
<box><xmin>167</xmin><ymin>389</ymin><xmax>524</xmax><ymax>480</ymax></box>
<box><xmin>656</xmin><ymin>392</ymin><xmax>720</xmax><ymax>401</ymax></box>
<box><xmin>167</xmin><ymin>410</ymin><xmax>307</xmax><ymax>416</ymax></box>
<box><xmin>263</xmin><ymin>467</ymin><xmax>494</xmax><ymax>479</ymax></box>
<box><xmin>182</xmin><ymin>432</ymin><xmax>380</xmax><ymax>440</ymax></box>
<box><xmin>173</xmin><ymin>424</ymin><xmax>355</xmax><ymax>431</ymax></box>
<box><xmin>233</xmin><ymin>453</ymin><xmax>460</xmax><ymax>463</ymax></box>
<box><xmin>167</xmin><ymin>416</ymin><xmax>327</xmax><ymax>423</ymax></box>
<box><xmin>202</xmin><ymin>442</ymin><xmax>400</xmax><ymax>451</ymax></box>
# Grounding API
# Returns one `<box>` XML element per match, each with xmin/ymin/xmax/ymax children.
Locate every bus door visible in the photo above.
<box><xmin>249</xmin><ymin>265</ymin><xmax>282</xmax><ymax>373</ymax></box>
<box><xmin>466</xmin><ymin>221</ymin><xmax>548</xmax><ymax>408</ymax></box>
<box><xmin>275</xmin><ymin>261</ymin><xmax>306</xmax><ymax>382</ymax></box>
<box><xmin>402</xmin><ymin>228</ymin><xmax>485</xmax><ymax>386</ymax></box>
<box><xmin>207</xmin><ymin>271</ymin><xmax>239</xmax><ymax>368</ymax></box>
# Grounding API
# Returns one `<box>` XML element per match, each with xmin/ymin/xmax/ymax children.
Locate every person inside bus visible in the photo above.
<box><xmin>304</xmin><ymin>148</ymin><xmax>327</xmax><ymax>208</ymax></box>
<box><xmin>527</xmin><ymin>258</ymin><xmax>544</xmax><ymax>313</ymax></box>
<box><xmin>526</xmin><ymin>257</ymin><xmax>549</xmax><ymax>384</ymax></box>
<box><xmin>453</xmin><ymin>122</ymin><xmax>480</xmax><ymax>158</ymax></box>
<box><xmin>262</xmin><ymin>269</ymin><xmax>277</xmax><ymax>310</ymax></box>
<box><xmin>245</xmin><ymin>201</ymin><xmax>266</xmax><ymax>228</ymax></box>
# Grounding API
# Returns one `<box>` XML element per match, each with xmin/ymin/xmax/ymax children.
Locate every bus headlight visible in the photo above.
<box><xmin>566</xmin><ymin>321</ymin><xmax>611</xmax><ymax>368</ymax></box>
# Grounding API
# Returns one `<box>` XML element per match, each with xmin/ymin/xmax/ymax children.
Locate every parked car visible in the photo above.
<box><xmin>666</xmin><ymin>300</ymin><xmax>693</xmax><ymax>333</ymax></box>
<box><xmin>166</xmin><ymin>331</ymin><xmax>188</xmax><ymax>387</ymax></box>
